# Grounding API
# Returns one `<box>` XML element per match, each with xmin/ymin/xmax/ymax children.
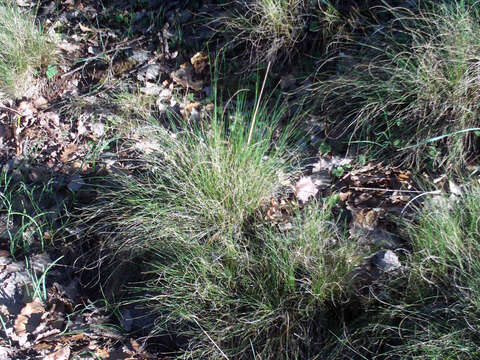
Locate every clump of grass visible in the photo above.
<box><xmin>324</xmin><ymin>183</ymin><xmax>480</xmax><ymax>359</ymax></box>
<box><xmin>137</xmin><ymin>200</ymin><xmax>358</xmax><ymax>359</ymax></box>
<box><xmin>80</xmin><ymin>86</ymin><xmax>361</xmax><ymax>357</ymax></box>
<box><xmin>408</xmin><ymin>184</ymin><xmax>480</xmax><ymax>305</ymax></box>
<box><xmin>84</xmin><ymin>92</ymin><xmax>300</xmax><ymax>255</ymax></box>
<box><xmin>0</xmin><ymin>2</ymin><xmax>58</xmax><ymax>99</ymax></box>
<box><xmin>312</xmin><ymin>1</ymin><xmax>480</xmax><ymax>171</ymax></box>
<box><xmin>0</xmin><ymin>168</ymin><xmax>69</xmax><ymax>257</ymax></box>
<box><xmin>221</xmin><ymin>0</ymin><xmax>308</xmax><ymax>65</ymax></box>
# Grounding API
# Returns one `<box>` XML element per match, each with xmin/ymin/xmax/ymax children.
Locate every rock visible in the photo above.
<box><xmin>140</xmin><ymin>83</ymin><xmax>162</xmax><ymax>96</ymax></box>
<box><xmin>128</xmin><ymin>50</ymin><xmax>150</xmax><ymax>63</ymax></box>
<box><xmin>67</xmin><ymin>175</ymin><xmax>85</xmax><ymax>192</ymax></box>
<box><xmin>91</xmin><ymin>122</ymin><xmax>105</xmax><ymax>137</ymax></box>
<box><xmin>371</xmin><ymin>250</ymin><xmax>401</xmax><ymax>272</ymax></box>
<box><xmin>137</xmin><ymin>64</ymin><xmax>162</xmax><ymax>81</ymax></box>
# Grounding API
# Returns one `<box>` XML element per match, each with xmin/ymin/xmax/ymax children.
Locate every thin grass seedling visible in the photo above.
<box><xmin>24</xmin><ymin>255</ymin><xmax>64</xmax><ymax>302</ymax></box>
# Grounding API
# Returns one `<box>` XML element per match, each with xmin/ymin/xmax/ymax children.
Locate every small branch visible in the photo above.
<box><xmin>401</xmin><ymin>190</ymin><xmax>442</xmax><ymax>216</ymax></box>
<box><xmin>248</xmin><ymin>61</ymin><xmax>271</xmax><ymax>145</ymax></box>
<box><xmin>0</xmin><ymin>105</ymin><xmax>22</xmax><ymax>116</ymax></box>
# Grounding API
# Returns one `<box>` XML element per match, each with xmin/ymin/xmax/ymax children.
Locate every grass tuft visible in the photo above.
<box><xmin>0</xmin><ymin>1</ymin><xmax>58</xmax><ymax>99</ymax></box>
<box><xmin>311</xmin><ymin>1</ymin><xmax>480</xmax><ymax>172</ymax></box>
<box><xmin>79</xmin><ymin>85</ymin><xmax>362</xmax><ymax>358</ymax></box>
<box><xmin>221</xmin><ymin>0</ymin><xmax>308</xmax><ymax>66</ymax></box>
<box><xmin>138</xmin><ymin>200</ymin><xmax>358</xmax><ymax>359</ymax></box>
<box><xmin>84</xmin><ymin>92</ymin><xmax>300</xmax><ymax>255</ymax></box>
<box><xmin>325</xmin><ymin>182</ymin><xmax>480</xmax><ymax>359</ymax></box>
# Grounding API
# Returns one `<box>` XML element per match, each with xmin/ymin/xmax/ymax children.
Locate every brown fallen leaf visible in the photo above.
<box><xmin>43</xmin><ymin>346</ymin><xmax>71</xmax><ymax>360</ymax></box>
<box><xmin>129</xmin><ymin>338</ymin><xmax>143</xmax><ymax>354</ymax></box>
<box><xmin>95</xmin><ymin>346</ymin><xmax>110</xmax><ymax>358</ymax></box>
<box><xmin>351</xmin><ymin>208</ymin><xmax>382</xmax><ymax>231</ymax></box>
<box><xmin>339</xmin><ymin>191</ymin><xmax>352</xmax><ymax>202</ymax></box>
<box><xmin>295</xmin><ymin>176</ymin><xmax>319</xmax><ymax>204</ymax></box>
<box><xmin>60</xmin><ymin>143</ymin><xmax>78</xmax><ymax>163</ymax></box>
<box><xmin>78</xmin><ymin>23</ymin><xmax>93</xmax><ymax>32</ymax></box>
<box><xmin>170</xmin><ymin>63</ymin><xmax>203</xmax><ymax>91</ymax></box>
<box><xmin>190</xmin><ymin>52</ymin><xmax>209</xmax><ymax>74</ymax></box>
<box><xmin>14</xmin><ymin>298</ymin><xmax>45</xmax><ymax>346</ymax></box>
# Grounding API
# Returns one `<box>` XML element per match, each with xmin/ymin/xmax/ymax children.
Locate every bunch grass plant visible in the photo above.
<box><xmin>0</xmin><ymin>1</ymin><xmax>58</xmax><ymax>99</ymax></box>
<box><xmin>325</xmin><ymin>182</ymin><xmax>480</xmax><ymax>359</ymax></box>
<box><xmin>79</xmin><ymin>75</ymin><xmax>362</xmax><ymax>358</ymax></box>
<box><xmin>312</xmin><ymin>1</ymin><xmax>480</xmax><ymax>172</ymax></box>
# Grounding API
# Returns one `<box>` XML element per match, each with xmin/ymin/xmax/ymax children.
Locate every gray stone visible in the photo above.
<box><xmin>371</xmin><ymin>250</ymin><xmax>401</xmax><ymax>272</ymax></box>
<box><xmin>91</xmin><ymin>122</ymin><xmax>105</xmax><ymax>137</ymax></box>
<box><xmin>137</xmin><ymin>64</ymin><xmax>162</xmax><ymax>81</ymax></box>
<box><xmin>128</xmin><ymin>50</ymin><xmax>150</xmax><ymax>64</ymax></box>
<box><xmin>68</xmin><ymin>175</ymin><xmax>85</xmax><ymax>192</ymax></box>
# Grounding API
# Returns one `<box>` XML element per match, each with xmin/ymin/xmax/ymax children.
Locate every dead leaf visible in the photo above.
<box><xmin>78</xmin><ymin>23</ymin><xmax>93</xmax><ymax>32</ymax></box>
<box><xmin>58</xmin><ymin>40</ymin><xmax>80</xmax><ymax>54</ymax></box>
<box><xmin>351</xmin><ymin>208</ymin><xmax>382</xmax><ymax>231</ymax></box>
<box><xmin>95</xmin><ymin>346</ymin><xmax>110</xmax><ymax>358</ymax></box>
<box><xmin>170</xmin><ymin>63</ymin><xmax>203</xmax><ymax>91</ymax></box>
<box><xmin>14</xmin><ymin>298</ymin><xmax>45</xmax><ymax>346</ymax></box>
<box><xmin>129</xmin><ymin>338</ymin><xmax>142</xmax><ymax>353</ymax></box>
<box><xmin>60</xmin><ymin>144</ymin><xmax>78</xmax><ymax>163</ymax></box>
<box><xmin>43</xmin><ymin>346</ymin><xmax>70</xmax><ymax>360</ymax></box>
<box><xmin>339</xmin><ymin>191</ymin><xmax>351</xmax><ymax>202</ymax></box>
<box><xmin>295</xmin><ymin>176</ymin><xmax>319</xmax><ymax>204</ymax></box>
<box><xmin>396</xmin><ymin>172</ymin><xmax>410</xmax><ymax>183</ymax></box>
<box><xmin>190</xmin><ymin>52</ymin><xmax>209</xmax><ymax>74</ymax></box>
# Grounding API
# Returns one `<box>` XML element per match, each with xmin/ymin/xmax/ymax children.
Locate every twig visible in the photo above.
<box><xmin>401</xmin><ymin>190</ymin><xmax>442</xmax><ymax>216</ymax></box>
<box><xmin>193</xmin><ymin>318</ymin><xmax>229</xmax><ymax>360</ymax></box>
<box><xmin>248</xmin><ymin>61</ymin><xmax>271</xmax><ymax>145</ymax></box>
<box><xmin>347</xmin><ymin>186</ymin><xmax>426</xmax><ymax>193</ymax></box>
<box><xmin>0</xmin><ymin>105</ymin><xmax>22</xmax><ymax>116</ymax></box>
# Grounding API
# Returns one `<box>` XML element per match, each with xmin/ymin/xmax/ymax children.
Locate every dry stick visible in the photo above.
<box><xmin>0</xmin><ymin>105</ymin><xmax>22</xmax><ymax>116</ymax></box>
<box><xmin>247</xmin><ymin>61</ymin><xmax>271</xmax><ymax>145</ymax></box>
<box><xmin>401</xmin><ymin>190</ymin><xmax>442</xmax><ymax>216</ymax></box>
<box><xmin>193</xmin><ymin>318</ymin><xmax>230</xmax><ymax>360</ymax></box>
